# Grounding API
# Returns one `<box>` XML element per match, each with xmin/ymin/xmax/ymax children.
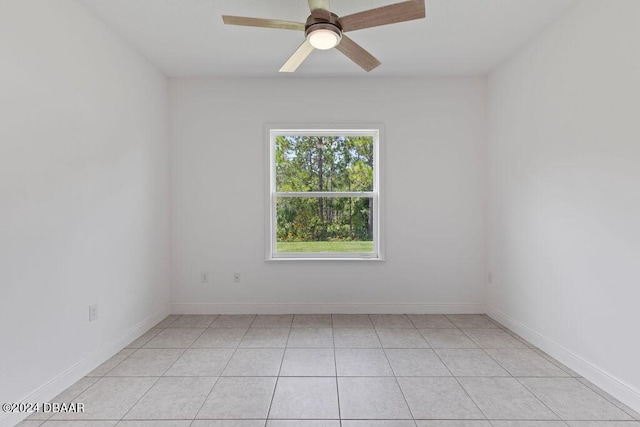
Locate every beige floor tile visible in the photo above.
<box><xmin>292</xmin><ymin>314</ymin><xmax>333</xmax><ymax>328</ymax></box>
<box><xmin>398</xmin><ymin>377</ymin><xmax>484</xmax><ymax>419</ymax></box>
<box><xmin>197</xmin><ymin>377</ymin><xmax>277</xmax><ymax>419</ymax></box>
<box><xmin>192</xmin><ymin>422</ymin><xmax>266</xmax><ymax>427</ymax></box>
<box><xmin>143</xmin><ymin>328</ymin><xmax>205</xmax><ymax>349</ymax></box>
<box><xmin>333</xmin><ymin>328</ymin><xmax>381</xmax><ymax>348</ymax></box>
<box><xmin>51</xmin><ymin>377</ymin><xmax>157</xmax><ymax>420</ymax></box>
<box><xmin>269</xmin><ymin>377</ymin><xmax>339</xmax><ymax>419</ymax></box>
<box><xmin>117</xmin><ymin>422</ymin><xmax>192</xmax><ymax>426</ymax></box>
<box><xmin>408</xmin><ymin>314</ymin><xmax>456</xmax><ymax>329</ymax></box>
<box><xmin>370</xmin><ymin>315</ymin><xmax>414</xmax><ymax>328</ymax></box>
<box><xmin>267</xmin><ymin>421</ymin><xmax>338</xmax><ymax>427</ymax></box>
<box><xmin>126</xmin><ymin>328</ymin><xmax>164</xmax><ymax>349</ymax></box>
<box><xmin>87</xmin><ymin>349</ymin><xmax>136</xmax><ymax>377</ymax></box>
<box><xmin>519</xmin><ymin>378</ymin><xmax>632</xmax><ymax>421</ymax></box>
<box><xmin>164</xmin><ymin>348</ymin><xmax>234</xmax><ymax>376</ymax></box>
<box><xmin>484</xmin><ymin>348</ymin><xmax>570</xmax><ymax>377</ymax></box>
<box><xmin>124</xmin><ymin>377</ymin><xmax>216</xmax><ymax>419</ymax></box>
<box><xmin>435</xmin><ymin>349</ymin><xmax>509</xmax><ymax>377</ymax></box>
<box><xmin>210</xmin><ymin>315</ymin><xmax>256</xmax><ymax>328</ymax></box>
<box><xmin>385</xmin><ymin>349</ymin><xmax>450</xmax><ymax>376</ymax></box>
<box><xmin>420</xmin><ymin>329</ymin><xmax>478</xmax><ymax>349</ymax></box>
<box><xmin>171</xmin><ymin>314</ymin><xmax>217</xmax><ymax>328</ymax></box>
<box><xmin>286</xmin><ymin>328</ymin><xmax>333</xmax><ymax>348</ymax></box>
<box><xmin>462</xmin><ymin>329</ymin><xmax>527</xmax><ymax>349</ymax></box>
<box><xmin>335</xmin><ymin>348</ymin><xmax>393</xmax><ymax>376</ymax></box>
<box><xmin>106</xmin><ymin>349</ymin><xmax>183</xmax><ymax>376</ymax></box>
<box><xmin>338</xmin><ymin>377</ymin><xmax>412</xmax><ymax>419</ymax></box>
<box><xmin>192</xmin><ymin>328</ymin><xmax>247</xmax><ymax>348</ymax></box>
<box><xmin>251</xmin><ymin>315</ymin><xmax>294</xmax><ymax>328</ymax></box>
<box><xmin>458</xmin><ymin>377</ymin><xmax>558</xmax><ymax>420</ymax></box>
<box><xmin>331</xmin><ymin>314</ymin><xmax>373</xmax><ymax>328</ymax></box>
<box><xmin>222</xmin><ymin>348</ymin><xmax>284</xmax><ymax>376</ymax></box>
<box><xmin>376</xmin><ymin>329</ymin><xmax>429</xmax><ymax>348</ymax></box>
<box><xmin>416</xmin><ymin>421</ymin><xmax>491</xmax><ymax>427</ymax></box>
<box><xmin>240</xmin><ymin>328</ymin><xmax>290</xmax><ymax>348</ymax></box>
<box><xmin>445</xmin><ymin>315</ymin><xmax>500</xmax><ymax>329</ymax></box>
<box><xmin>154</xmin><ymin>315</ymin><xmax>181</xmax><ymax>328</ymax></box>
<box><xmin>279</xmin><ymin>348</ymin><xmax>336</xmax><ymax>376</ymax></box>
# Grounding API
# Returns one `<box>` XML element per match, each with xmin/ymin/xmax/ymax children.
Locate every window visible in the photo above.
<box><xmin>266</xmin><ymin>126</ymin><xmax>384</xmax><ymax>260</ymax></box>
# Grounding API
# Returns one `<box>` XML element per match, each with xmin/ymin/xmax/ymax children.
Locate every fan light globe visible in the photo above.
<box><xmin>308</xmin><ymin>28</ymin><xmax>341</xmax><ymax>50</ymax></box>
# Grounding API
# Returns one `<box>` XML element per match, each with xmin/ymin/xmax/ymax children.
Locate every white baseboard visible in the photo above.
<box><xmin>0</xmin><ymin>305</ymin><xmax>170</xmax><ymax>427</ymax></box>
<box><xmin>486</xmin><ymin>305</ymin><xmax>640</xmax><ymax>414</ymax></box>
<box><xmin>171</xmin><ymin>302</ymin><xmax>486</xmax><ymax>315</ymax></box>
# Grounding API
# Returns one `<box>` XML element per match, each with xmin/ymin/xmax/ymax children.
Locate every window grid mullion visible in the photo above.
<box><xmin>275</xmin><ymin>191</ymin><xmax>376</xmax><ymax>198</ymax></box>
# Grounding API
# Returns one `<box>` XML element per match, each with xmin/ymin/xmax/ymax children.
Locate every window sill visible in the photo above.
<box><xmin>265</xmin><ymin>257</ymin><xmax>386</xmax><ymax>262</ymax></box>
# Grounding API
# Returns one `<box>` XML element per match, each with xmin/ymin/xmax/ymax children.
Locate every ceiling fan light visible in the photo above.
<box><xmin>307</xmin><ymin>28</ymin><xmax>341</xmax><ymax>50</ymax></box>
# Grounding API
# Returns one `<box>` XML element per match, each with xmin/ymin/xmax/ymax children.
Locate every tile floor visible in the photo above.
<box><xmin>20</xmin><ymin>314</ymin><xmax>640</xmax><ymax>427</ymax></box>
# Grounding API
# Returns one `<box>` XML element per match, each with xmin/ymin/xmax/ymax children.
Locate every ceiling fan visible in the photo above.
<box><xmin>222</xmin><ymin>0</ymin><xmax>426</xmax><ymax>73</ymax></box>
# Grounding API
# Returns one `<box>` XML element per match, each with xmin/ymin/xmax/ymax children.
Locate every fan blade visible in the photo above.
<box><xmin>335</xmin><ymin>35</ymin><xmax>381</xmax><ymax>72</ymax></box>
<box><xmin>280</xmin><ymin>39</ymin><xmax>315</xmax><ymax>72</ymax></box>
<box><xmin>222</xmin><ymin>15</ymin><xmax>305</xmax><ymax>31</ymax></box>
<box><xmin>338</xmin><ymin>0</ymin><xmax>426</xmax><ymax>32</ymax></box>
<box><xmin>309</xmin><ymin>0</ymin><xmax>331</xmax><ymax>21</ymax></box>
<box><xmin>308</xmin><ymin>0</ymin><xmax>330</xmax><ymax>13</ymax></box>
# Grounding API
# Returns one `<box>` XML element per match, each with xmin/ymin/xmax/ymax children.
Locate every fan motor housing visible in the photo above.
<box><xmin>305</xmin><ymin>22</ymin><xmax>342</xmax><ymax>40</ymax></box>
<box><xmin>305</xmin><ymin>12</ymin><xmax>342</xmax><ymax>33</ymax></box>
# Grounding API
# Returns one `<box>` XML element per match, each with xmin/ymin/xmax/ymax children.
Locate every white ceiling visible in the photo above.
<box><xmin>78</xmin><ymin>0</ymin><xmax>579</xmax><ymax>77</ymax></box>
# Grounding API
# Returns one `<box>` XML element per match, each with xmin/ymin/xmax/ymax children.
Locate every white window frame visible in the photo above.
<box><xmin>265</xmin><ymin>124</ymin><xmax>385</xmax><ymax>261</ymax></box>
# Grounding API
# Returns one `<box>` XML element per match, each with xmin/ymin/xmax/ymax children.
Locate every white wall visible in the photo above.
<box><xmin>487</xmin><ymin>0</ymin><xmax>640</xmax><ymax>410</ymax></box>
<box><xmin>0</xmin><ymin>0</ymin><xmax>170</xmax><ymax>421</ymax></box>
<box><xmin>170</xmin><ymin>77</ymin><xmax>486</xmax><ymax>313</ymax></box>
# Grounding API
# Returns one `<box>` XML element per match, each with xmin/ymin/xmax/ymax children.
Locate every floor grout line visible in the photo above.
<box><xmin>370</xmin><ymin>315</ymin><xmax>417</xmax><ymax>424</ymax></box>
<box><xmin>430</xmin><ymin>335</ymin><xmax>491</xmax><ymax>422</ymax></box>
<box><xmin>330</xmin><ymin>317</ymin><xmax>343</xmax><ymax>427</ymax></box>
<box><xmin>264</xmin><ymin>318</ymin><xmax>293</xmax><ymax>422</ymax></box>
<box><xmin>191</xmin><ymin>320</ymin><xmax>253</xmax><ymax>422</ymax></box>
<box><xmin>473</xmin><ymin>335</ymin><xmax>567</xmax><ymax>422</ymax></box>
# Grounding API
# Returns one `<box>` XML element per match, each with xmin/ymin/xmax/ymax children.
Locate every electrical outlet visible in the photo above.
<box><xmin>89</xmin><ymin>304</ymin><xmax>98</xmax><ymax>322</ymax></box>
<box><xmin>201</xmin><ymin>271</ymin><xmax>209</xmax><ymax>283</ymax></box>
<box><xmin>233</xmin><ymin>272</ymin><xmax>241</xmax><ymax>283</ymax></box>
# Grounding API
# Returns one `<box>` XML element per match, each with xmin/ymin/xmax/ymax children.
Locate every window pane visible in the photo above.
<box><xmin>276</xmin><ymin>197</ymin><xmax>374</xmax><ymax>253</ymax></box>
<box><xmin>275</xmin><ymin>135</ymin><xmax>374</xmax><ymax>192</ymax></box>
